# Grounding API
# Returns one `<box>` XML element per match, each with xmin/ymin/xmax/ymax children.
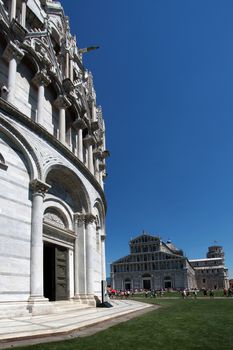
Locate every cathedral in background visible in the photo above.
<box><xmin>111</xmin><ymin>232</ymin><xmax>229</xmax><ymax>291</ymax></box>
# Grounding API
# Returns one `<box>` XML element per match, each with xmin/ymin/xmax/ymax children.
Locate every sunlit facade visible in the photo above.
<box><xmin>0</xmin><ymin>0</ymin><xmax>108</xmax><ymax>317</ymax></box>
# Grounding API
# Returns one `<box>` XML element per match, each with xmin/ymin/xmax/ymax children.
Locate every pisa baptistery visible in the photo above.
<box><xmin>0</xmin><ymin>0</ymin><xmax>108</xmax><ymax>317</ymax></box>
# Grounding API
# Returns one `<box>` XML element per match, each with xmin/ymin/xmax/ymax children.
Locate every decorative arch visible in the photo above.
<box><xmin>0</xmin><ymin>118</ymin><xmax>41</xmax><ymax>179</ymax></box>
<box><xmin>20</xmin><ymin>49</ymin><xmax>39</xmax><ymax>74</ymax></box>
<box><xmin>45</xmin><ymin>164</ymin><xmax>91</xmax><ymax>213</ymax></box>
<box><xmin>93</xmin><ymin>198</ymin><xmax>105</xmax><ymax>230</ymax></box>
<box><xmin>142</xmin><ymin>273</ymin><xmax>151</xmax><ymax>278</ymax></box>
<box><xmin>43</xmin><ymin>196</ymin><xmax>74</xmax><ymax>231</ymax></box>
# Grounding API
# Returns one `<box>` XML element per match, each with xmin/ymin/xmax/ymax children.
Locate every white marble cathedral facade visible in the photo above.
<box><xmin>0</xmin><ymin>0</ymin><xmax>108</xmax><ymax>317</ymax></box>
<box><xmin>111</xmin><ymin>233</ymin><xmax>197</xmax><ymax>291</ymax></box>
<box><xmin>111</xmin><ymin>233</ymin><xmax>229</xmax><ymax>291</ymax></box>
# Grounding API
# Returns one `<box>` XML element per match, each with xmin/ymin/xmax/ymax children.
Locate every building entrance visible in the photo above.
<box><xmin>143</xmin><ymin>279</ymin><xmax>151</xmax><ymax>290</ymax></box>
<box><xmin>164</xmin><ymin>281</ymin><xmax>172</xmax><ymax>289</ymax></box>
<box><xmin>44</xmin><ymin>243</ymin><xmax>69</xmax><ymax>301</ymax></box>
<box><xmin>125</xmin><ymin>282</ymin><xmax>131</xmax><ymax>290</ymax></box>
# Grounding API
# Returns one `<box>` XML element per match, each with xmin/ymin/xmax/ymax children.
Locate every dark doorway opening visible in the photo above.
<box><xmin>125</xmin><ymin>283</ymin><xmax>131</xmax><ymax>290</ymax></box>
<box><xmin>143</xmin><ymin>279</ymin><xmax>151</xmax><ymax>290</ymax></box>
<box><xmin>44</xmin><ymin>242</ymin><xmax>69</xmax><ymax>301</ymax></box>
<box><xmin>165</xmin><ymin>281</ymin><xmax>172</xmax><ymax>289</ymax></box>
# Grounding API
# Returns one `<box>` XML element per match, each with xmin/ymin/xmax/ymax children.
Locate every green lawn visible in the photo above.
<box><xmin>15</xmin><ymin>298</ymin><xmax>233</xmax><ymax>350</ymax></box>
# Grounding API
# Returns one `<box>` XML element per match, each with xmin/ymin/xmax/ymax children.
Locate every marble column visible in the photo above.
<box><xmin>88</xmin><ymin>144</ymin><xmax>94</xmax><ymax>174</ymax></box>
<box><xmin>32</xmin><ymin>71</ymin><xmax>51</xmax><ymax>125</ymax></box>
<box><xmin>10</xmin><ymin>0</ymin><xmax>17</xmax><ymax>21</ymax></box>
<box><xmin>73</xmin><ymin>118</ymin><xmax>86</xmax><ymax>162</ymax></box>
<box><xmin>99</xmin><ymin>161</ymin><xmax>106</xmax><ymax>188</ymax></box>
<box><xmin>93</xmin><ymin>152</ymin><xmax>99</xmax><ymax>182</ymax></box>
<box><xmin>85</xmin><ymin>213</ymin><xmax>96</xmax><ymax>304</ymax></box>
<box><xmin>78</xmin><ymin>129</ymin><xmax>83</xmax><ymax>161</ymax></box>
<box><xmin>28</xmin><ymin>179</ymin><xmax>51</xmax><ymax>314</ymax></box>
<box><xmin>3</xmin><ymin>41</ymin><xmax>24</xmax><ymax>104</ymax></box>
<box><xmin>84</xmin><ymin>136</ymin><xmax>95</xmax><ymax>174</ymax></box>
<box><xmin>91</xmin><ymin>100</ymin><xmax>97</xmax><ymax>122</ymax></box>
<box><xmin>93</xmin><ymin>149</ymin><xmax>107</xmax><ymax>184</ymax></box>
<box><xmin>69</xmin><ymin>58</ymin><xmax>74</xmax><ymax>82</ymax></box>
<box><xmin>54</xmin><ymin>95</ymin><xmax>71</xmax><ymax>145</ymax></box>
<box><xmin>101</xmin><ymin>235</ymin><xmax>106</xmax><ymax>281</ymax></box>
<box><xmin>65</xmin><ymin>52</ymin><xmax>70</xmax><ymax>79</ymax></box>
<box><xmin>21</xmin><ymin>0</ymin><xmax>27</xmax><ymax>27</ymax></box>
<box><xmin>99</xmin><ymin>172</ymin><xmax>104</xmax><ymax>188</ymax></box>
<box><xmin>73</xmin><ymin>213</ymin><xmax>87</xmax><ymax>302</ymax></box>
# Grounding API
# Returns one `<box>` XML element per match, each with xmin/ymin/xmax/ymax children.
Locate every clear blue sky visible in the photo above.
<box><xmin>63</xmin><ymin>0</ymin><xmax>233</xmax><ymax>278</ymax></box>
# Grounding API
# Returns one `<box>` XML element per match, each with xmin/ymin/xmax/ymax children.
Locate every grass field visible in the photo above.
<box><xmin>15</xmin><ymin>298</ymin><xmax>233</xmax><ymax>350</ymax></box>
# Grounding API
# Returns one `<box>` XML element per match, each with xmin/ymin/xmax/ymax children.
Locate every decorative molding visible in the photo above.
<box><xmin>83</xmin><ymin>135</ymin><xmax>95</xmax><ymax>146</ymax></box>
<box><xmin>93</xmin><ymin>149</ymin><xmax>110</xmax><ymax>160</ymax></box>
<box><xmin>99</xmin><ymin>162</ymin><xmax>106</xmax><ymax>171</ymax></box>
<box><xmin>30</xmin><ymin>179</ymin><xmax>50</xmax><ymax>196</ymax></box>
<box><xmin>85</xmin><ymin>213</ymin><xmax>97</xmax><ymax>225</ymax></box>
<box><xmin>54</xmin><ymin>95</ymin><xmax>71</xmax><ymax>110</ymax></box>
<box><xmin>44</xmin><ymin>210</ymin><xmax>66</xmax><ymax>229</ymax></box>
<box><xmin>73</xmin><ymin>118</ymin><xmax>87</xmax><ymax>130</ymax></box>
<box><xmin>74</xmin><ymin>213</ymin><xmax>86</xmax><ymax>226</ymax></box>
<box><xmin>3</xmin><ymin>41</ymin><xmax>24</xmax><ymax>63</ymax></box>
<box><xmin>32</xmin><ymin>70</ymin><xmax>51</xmax><ymax>88</ymax></box>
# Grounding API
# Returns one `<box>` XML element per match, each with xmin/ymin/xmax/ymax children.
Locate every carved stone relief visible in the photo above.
<box><xmin>44</xmin><ymin>209</ymin><xmax>67</xmax><ymax>229</ymax></box>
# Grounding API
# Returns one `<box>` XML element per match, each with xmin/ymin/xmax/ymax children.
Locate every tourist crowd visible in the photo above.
<box><xmin>107</xmin><ymin>287</ymin><xmax>233</xmax><ymax>299</ymax></box>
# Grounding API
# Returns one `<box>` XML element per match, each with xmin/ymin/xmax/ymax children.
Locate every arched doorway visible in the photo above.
<box><xmin>124</xmin><ymin>278</ymin><xmax>131</xmax><ymax>291</ymax></box>
<box><xmin>142</xmin><ymin>273</ymin><xmax>151</xmax><ymax>290</ymax></box>
<box><xmin>43</xmin><ymin>166</ymin><xmax>90</xmax><ymax>302</ymax></box>
<box><xmin>44</xmin><ymin>242</ymin><xmax>68</xmax><ymax>301</ymax></box>
<box><xmin>164</xmin><ymin>276</ymin><xmax>172</xmax><ymax>289</ymax></box>
<box><xmin>43</xmin><ymin>208</ymin><xmax>72</xmax><ymax>301</ymax></box>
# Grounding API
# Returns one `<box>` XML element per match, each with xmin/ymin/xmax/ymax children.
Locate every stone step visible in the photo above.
<box><xmin>0</xmin><ymin>300</ymin><xmax>155</xmax><ymax>348</ymax></box>
<box><xmin>52</xmin><ymin>301</ymin><xmax>91</xmax><ymax>314</ymax></box>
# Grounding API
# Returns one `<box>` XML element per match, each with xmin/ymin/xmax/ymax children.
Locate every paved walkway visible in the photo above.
<box><xmin>0</xmin><ymin>300</ymin><xmax>156</xmax><ymax>349</ymax></box>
